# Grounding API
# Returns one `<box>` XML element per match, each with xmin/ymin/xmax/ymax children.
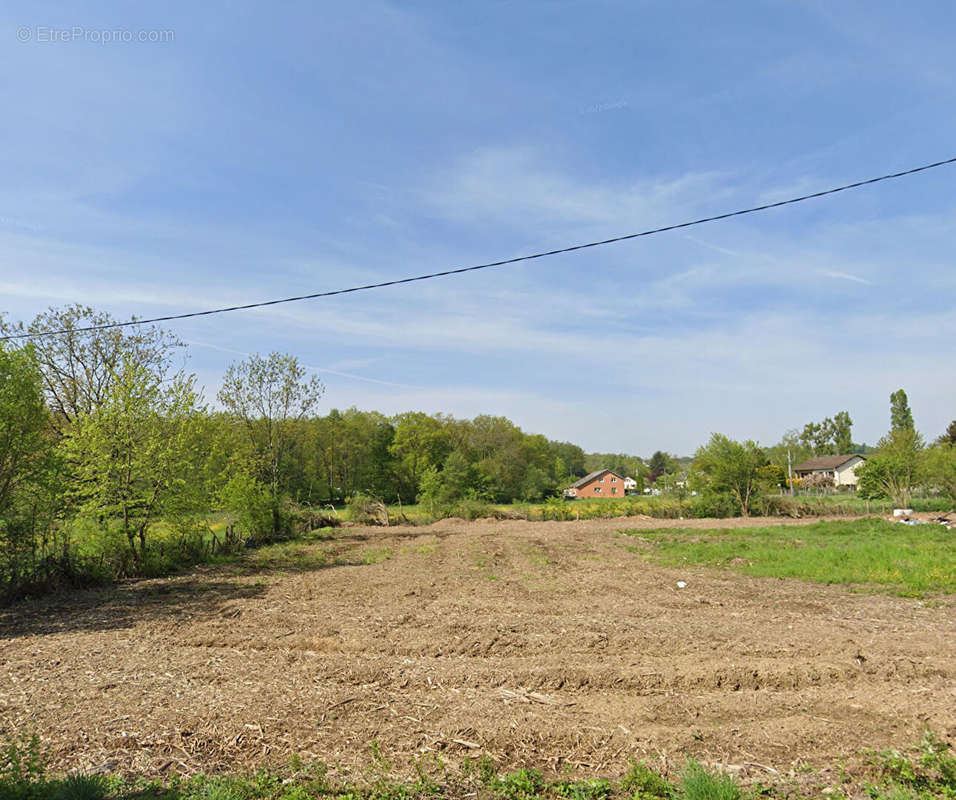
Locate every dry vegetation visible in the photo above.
<box><xmin>1</xmin><ymin>515</ymin><xmax>953</xmax><ymax>789</ymax></box>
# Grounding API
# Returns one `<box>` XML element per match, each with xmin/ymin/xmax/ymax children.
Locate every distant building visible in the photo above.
<box><xmin>793</xmin><ymin>454</ymin><xmax>866</xmax><ymax>488</ymax></box>
<box><xmin>564</xmin><ymin>469</ymin><xmax>626</xmax><ymax>498</ymax></box>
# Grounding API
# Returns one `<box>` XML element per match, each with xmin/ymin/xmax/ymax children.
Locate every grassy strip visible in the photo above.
<box><xmin>621</xmin><ymin>519</ymin><xmax>956</xmax><ymax>596</ymax></box>
<box><xmin>368</xmin><ymin>496</ymin><xmax>952</xmax><ymax>526</ymax></box>
<box><xmin>2</xmin><ymin>733</ymin><xmax>954</xmax><ymax>800</ymax></box>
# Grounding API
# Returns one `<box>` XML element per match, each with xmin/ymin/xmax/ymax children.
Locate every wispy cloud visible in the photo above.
<box><xmin>820</xmin><ymin>269</ymin><xmax>872</xmax><ymax>285</ymax></box>
<box><xmin>424</xmin><ymin>146</ymin><xmax>731</xmax><ymax>232</ymax></box>
<box><xmin>581</xmin><ymin>99</ymin><xmax>629</xmax><ymax>114</ymax></box>
<box><xmin>183</xmin><ymin>338</ymin><xmax>420</xmax><ymax>390</ymax></box>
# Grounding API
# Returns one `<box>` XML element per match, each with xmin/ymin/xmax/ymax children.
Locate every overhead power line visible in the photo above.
<box><xmin>4</xmin><ymin>154</ymin><xmax>955</xmax><ymax>343</ymax></box>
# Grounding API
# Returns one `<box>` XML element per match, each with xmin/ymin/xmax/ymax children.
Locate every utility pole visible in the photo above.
<box><xmin>787</xmin><ymin>448</ymin><xmax>794</xmax><ymax>496</ymax></box>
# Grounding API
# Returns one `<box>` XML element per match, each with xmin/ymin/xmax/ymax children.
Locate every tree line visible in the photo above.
<box><xmin>0</xmin><ymin>306</ymin><xmax>610</xmax><ymax>599</ymax></box>
<box><xmin>691</xmin><ymin>390</ymin><xmax>956</xmax><ymax>515</ymax></box>
<box><xmin>2</xmin><ymin>305</ymin><xmax>953</xmax><ymax>600</ymax></box>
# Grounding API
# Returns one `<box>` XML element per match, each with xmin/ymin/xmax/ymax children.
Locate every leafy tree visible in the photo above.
<box><xmin>0</xmin><ymin>346</ymin><xmax>49</xmax><ymax>513</ymax></box>
<box><xmin>520</xmin><ymin>466</ymin><xmax>553</xmax><ymax>501</ymax></box>
<box><xmin>890</xmin><ymin>389</ymin><xmax>915</xmax><ymax>432</ymax></box>
<box><xmin>217</xmin><ymin>466</ymin><xmax>274</xmax><ymax>543</ymax></box>
<box><xmin>755</xmin><ymin>463</ymin><xmax>787</xmax><ymax>491</ymax></box>
<box><xmin>1</xmin><ymin>305</ymin><xmax>183</xmax><ymax>434</ymax></box>
<box><xmin>648</xmin><ymin>450</ymin><xmax>668</xmax><ymax>479</ymax></box>
<box><xmin>797</xmin><ymin>411</ymin><xmax>854</xmax><ymax>456</ymax></box>
<box><xmin>855</xmin><ymin>458</ymin><xmax>887</xmax><ymax>501</ymax></box>
<box><xmin>0</xmin><ymin>345</ymin><xmax>61</xmax><ymax>596</ymax></box>
<box><xmin>218</xmin><ymin>352</ymin><xmax>324</xmax><ymax>528</ymax></box>
<box><xmin>416</xmin><ymin>465</ymin><xmax>444</xmax><ymax>514</ymax></box>
<box><xmin>937</xmin><ymin>420</ymin><xmax>956</xmax><ymax>446</ymax></box>
<box><xmin>691</xmin><ymin>434</ymin><xmax>767</xmax><ymax>517</ymax></box>
<box><xmin>66</xmin><ymin>361</ymin><xmax>206</xmax><ymax>565</ymax></box>
<box><xmin>855</xmin><ymin>428</ymin><xmax>924</xmax><ymax>507</ymax></box>
<box><xmin>922</xmin><ymin>444</ymin><xmax>956</xmax><ymax>501</ymax></box>
<box><xmin>832</xmin><ymin>411</ymin><xmax>853</xmax><ymax>454</ymax></box>
<box><xmin>765</xmin><ymin>429</ymin><xmax>811</xmax><ymax>478</ymax></box>
<box><xmin>550</xmin><ymin>441</ymin><xmax>586</xmax><ymax>476</ymax></box>
<box><xmin>584</xmin><ymin>452</ymin><xmax>642</xmax><ymax>479</ymax></box>
<box><xmin>799</xmin><ymin>420</ymin><xmax>834</xmax><ymax>456</ymax></box>
<box><xmin>553</xmin><ymin>456</ymin><xmax>569</xmax><ymax>484</ymax></box>
<box><xmin>390</xmin><ymin>412</ymin><xmax>455</xmax><ymax>498</ymax></box>
<box><xmin>438</xmin><ymin>451</ymin><xmax>475</xmax><ymax>502</ymax></box>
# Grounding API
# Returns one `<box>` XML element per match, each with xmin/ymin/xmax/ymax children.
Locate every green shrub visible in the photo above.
<box><xmin>678</xmin><ymin>760</ymin><xmax>739</xmax><ymax>800</ymax></box>
<box><xmin>685</xmin><ymin>493</ymin><xmax>739</xmax><ymax>518</ymax></box>
<box><xmin>490</xmin><ymin>769</ymin><xmax>545</xmax><ymax>800</ymax></box>
<box><xmin>541</xmin><ymin>497</ymin><xmax>575</xmax><ymax>521</ymax></box>
<box><xmin>49</xmin><ymin>774</ymin><xmax>108</xmax><ymax>800</ymax></box>
<box><xmin>619</xmin><ymin>761</ymin><xmax>673</xmax><ymax>799</ymax></box>
<box><xmin>552</xmin><ymin>778</ymin><xmax>613</xmax><ymax>800</ymax></box>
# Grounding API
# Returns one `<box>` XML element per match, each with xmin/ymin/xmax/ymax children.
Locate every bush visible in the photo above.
<box><xmin>346</xmin><ymin>493</ymin><xmax>389</xmax><ymax>525</ymax></box>
<box><xmin>619</xmin><ymin>761</ymin><xmax>672</xmax><ymax>798</ymax></box>
<box><xmin>685</xmin><ymin>493</ymin><xmax>739</xmax><ymax>518</ymax></box>
<box><xmin>678</xmin><ymin>760</ymin><xmax>740</xmax><ymax>800</ymax></box>
<box><xmin>541</xmin><ymin>497</ymin><xmax>575</xmax><ymax>521</ymax></box>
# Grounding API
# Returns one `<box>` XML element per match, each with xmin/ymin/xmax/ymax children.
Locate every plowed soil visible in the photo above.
<box><xmin>1</xmin><ymin>515</ymin><xmax>953</xmax><ymax>784</ymax></box>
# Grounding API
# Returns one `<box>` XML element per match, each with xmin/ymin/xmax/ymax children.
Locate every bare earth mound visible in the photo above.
<box><xmin>1</xmin><ymin>515</ymin><xmax>953</xmax><ymax>783</ymax></box>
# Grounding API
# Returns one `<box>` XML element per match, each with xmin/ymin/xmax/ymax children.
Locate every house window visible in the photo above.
<box><xmin>598</xmin><ymin>477</ymin><xmax>604</xmax><ymax>482</ymax></box>
<box><xmin>611</xmin><ymin>477</ymin><xmax>616</xmax><ymax>482</ymax></box>
<box><xmin>611</xmin><ymin>488</ymin><xmax>617</xmax><ymax>494</ymax></box>
<box><xmin>594</xmin><ymin>487</ymin><xmax>601</xmax><ymax>493</ymax></box>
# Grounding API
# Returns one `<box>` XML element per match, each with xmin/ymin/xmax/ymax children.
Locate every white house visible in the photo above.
<box><xmin>793</xmin><ymin>454</ymin><xmax>866</xmax><ymax>488</ymax></box>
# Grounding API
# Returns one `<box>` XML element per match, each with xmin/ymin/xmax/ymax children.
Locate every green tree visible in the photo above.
<box><xmin>550</xmin><ymin>441</ymin><xmax>586</xmax><ymax>476</ymax></box>
<box><xmin>416</xmin><ymin>465</ymin><xmax>444</xmax><ymax>514</ymax></box>
<box><xmin>765</xmin><ymin>429</ymin><xmax>811</xmax><ymax>480</ymax></box>
<box><xmin>218</xmin><ymin>352</ymin><xmax>324</xmax><ymax>532</ymax></box>
<box><xmin>691</xmin><ymin>434</ymin><xmax>767</xmax><ymax>517</ymax></box>
<box><xmin>856</xmin><ymin>428</ymin><xmax>924</xmax><ymax>507</ymax></box>
<box><xmin>1</xmin><ymin>305</ymin><xmax>183</xmax><ymax>434</ymax></box>
<box><xmin>890</xmin><ymin>389</ymin><xmax>915</xmax><ymax>432</ymax></box>
<box><xmin>553</xmin><ymin>456</ymin><xmax>569</xmax><ymax>484</ymax></box>
<box><xmin>438</xmin><ymin>450</ymin><xmax>475</xmax><ymax>502</ymax></box>
<box><xmin>0</xmin><ymin>346</ymin><xmax>49</xmax><ymax>513</ymax></box>
<box><xmin>832</xmin><ymin>411</ymin><xmax>853</xmax><ymax>454</ymax></box>
<box><xmin>922</xmin><ymin>444</ymin><xmax>956</xmax><ymax>501</ymax></box>
<box><xmin>389</xmin><ymin>412</ymin><xmax>455</xmax><ymax>498</ymax></box>
<box><xmin>66</xmin><ymin>361</ymin><xmax>206</xmax><ymax>565</ymax></box>
<box><xmin>937</xmin><ymin>420</ymin><xmax>956</xmax><ymax>446</ymax></box>
<box><xmin>0</xmin><ymin>345</ymin><xmax>60</xmax><ymax>597</ymax></box>
<box><xmin>799</xmin><ymin>419</ymin><xmax>835</xmax><ymax>456</ymax></box>
<box><xmin>648</xmin><ymin>450</ymin><xmax>678</xmax><ymax>480</ymax></box>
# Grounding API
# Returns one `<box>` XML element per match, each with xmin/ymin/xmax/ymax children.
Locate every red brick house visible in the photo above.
<box><xmin>564</xmin><ymin>469</ymin><xmax>625</xmax><ymax>498</ymax></box>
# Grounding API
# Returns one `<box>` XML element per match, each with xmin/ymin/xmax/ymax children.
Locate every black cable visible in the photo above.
<box><xmin>4</xmin><ymin>154</ymin><xmax>955</xmax><ymax>342</ymax></box>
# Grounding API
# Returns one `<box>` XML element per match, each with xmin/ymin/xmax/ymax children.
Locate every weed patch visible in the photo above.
<box><xmin>621</xmin><ymin>519</ymin><xmax>956</xmax><ymax>596</ymax></box>
<box><xmin>3</xmin><ymin>733</ymin><xmax>956</xmax><ymax>800</ymax></box>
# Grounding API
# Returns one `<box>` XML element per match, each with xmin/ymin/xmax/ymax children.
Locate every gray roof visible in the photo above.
<box><xmin>793</xmin><ymin>454</ymin><xmax>865</xmax><ymax>472</ymax></box>
<box><xmin>569</xmin><ymin>469</ymin><xmax>624</xmax><ymax>489</ymax></box>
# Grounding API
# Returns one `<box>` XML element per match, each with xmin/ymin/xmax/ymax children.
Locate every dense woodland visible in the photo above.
<box><xmin>1</xmin><ymin>305</ymin><xmax>954</xmax><ymax>601</ymax></box>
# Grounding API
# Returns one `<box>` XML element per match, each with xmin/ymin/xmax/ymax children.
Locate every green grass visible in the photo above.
<box><xmin>360</xmin><ymin>547</ymin><xmax>393</xmax><ymax>565</ymax></box>
<box><xmin>3</xmin><ymin>732</ymin><xmax>955</xmax><ymax>800</ymax></box>
<box><xmin>621</xmin><ymin>519</ymin><xmax>956</xmax><ymax>596</ymax></box>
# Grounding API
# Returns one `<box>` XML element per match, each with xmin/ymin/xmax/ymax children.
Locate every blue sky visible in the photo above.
<box><xmin>2</xmin><ymin>1</ymin><xmax>955</xmax><ymax>455</ymax></box>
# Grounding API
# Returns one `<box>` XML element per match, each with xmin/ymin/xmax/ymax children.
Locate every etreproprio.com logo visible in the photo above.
<box><xmin>17</xmin><ymin>25</ymin><xmax>175</xmax><ymax>44</ymax></box>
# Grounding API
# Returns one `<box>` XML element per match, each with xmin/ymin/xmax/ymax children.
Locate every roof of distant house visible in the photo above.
<box><xmin>568</xmin><ymin>469</ymin><xmax>624</xmax><ymax>489</ymax></box>
<box><xmin>793</xmin><ymin>454</ymin><xmax>866</xmax><ymax>472</ymax></box>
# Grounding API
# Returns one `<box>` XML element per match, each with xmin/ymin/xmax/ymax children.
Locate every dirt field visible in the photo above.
<box><xmin>1</xmin><ymin>515</ymin><xmax>953</xmax><ymax>785</ymax></box>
